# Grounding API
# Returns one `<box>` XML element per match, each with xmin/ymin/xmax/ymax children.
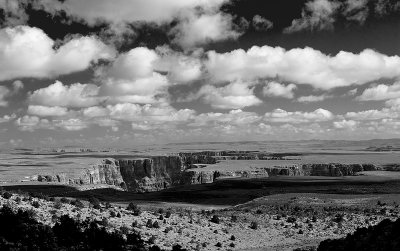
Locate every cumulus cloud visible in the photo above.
<box><xmin>344</xmin><ymin>0</ymin><xmax>369</xmax><ymax>24</ymax></box>
<box><xmin>194</xmin><ymin>82</ymin><xmax>262</xmax><ymax>109</ymax></box>
<box><xmin>0</xmin><ymin>26</ymin><xmax>115</xmax><ymax>81</ymax></box>
<box><xmin>357</xmin><ymin>82</ymin><xmax>400</xmax><ymax>101</ymax></box>
<box><xmin>205</xmin><ymin>46</ymin><xmax>400</xmax><ymax>90</ymax></box>
<box><xmin>284</xmin><ymin>0</ymin><xmax>341</xmax><ymax>33</ymax></box>
<box><xmin>297</xmin><ymin>94</ymin><xmax>332</xmax><ymax>103</ymax></box>
<box><xmin>170</xmin><ymin>12</ymin><xmax>242</xmax><ymax>49</ymax></box>
<box><xmin>29</xmin><ymin>81</ymin><xmax>102</xmax><ymax>108</ymax></box>
<box><xmin>0</xmin><ymin>0</ymin><xmax>29</xmax><ymax>26</ymax></box>
<box><xmin>345</xmin><ymin>108</ymin><xmax>399</xmax><ymax>121</ymax></box>
<box><xmin>0</xmin><ymin>114</ymin><xmax>16</xmax><ymax>123</ymax></box>
<box><xmin>39</xmin><ymin>0</ymin><xmax>228</xmax><ymax>25</ymax></box>
<box><xmin>264</xmin><ymin>108</ymin><xmax>334</xmax><ymax>123</ymax></box>
<box><xmin>252</xmin><ymin>15</ymin><xmax>273</xmax><ymax>31</ymax></box>
<box><xmin>27</xmin><ymin>105</ymin><xmax>69</xmax><ymax>117</ymax></box>
<box><xmin>15</xmin><ymin>115</ymin><xmax>52</xmax><ymax>131</ymax></box>
<box><xmin>0</xmin><ymin>86</ymin><xmax>11</xmax><ymax>107</ymax></box>
<box><xmin>155</xmin><ymin>46</ymin><xmax>203</xmax><ymax>83</ymax></box>
<box><xmin>333</xmin><ymin>119</ymin><xmax>358</xmax><ymax>129</ymax></box>
<box><xmin>189</xmin><ymin>109</ymin><xmax>261</xmax><ymax>127</ymax></box>
<box><xmin>0</xmin><ymin>81</ymin><xmax>23</xmax><ymax>106</ymax></box>
<box><xmin>263</xmin><ymin>82</ymin><xmax>297</xmax><ymax>99</ymax></box>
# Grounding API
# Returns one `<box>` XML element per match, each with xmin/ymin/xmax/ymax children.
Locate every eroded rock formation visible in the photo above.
<box><xmin>33</xmin><ymin>151</ymin><xmax>393</xmax><ymax>192</ymax></box>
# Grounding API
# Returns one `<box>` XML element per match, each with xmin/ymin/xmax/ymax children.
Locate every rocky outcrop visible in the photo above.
<box><xmin>32</xmin><ymin>150</ymin><xmax>392</xmax><ymax>192</ymax></box>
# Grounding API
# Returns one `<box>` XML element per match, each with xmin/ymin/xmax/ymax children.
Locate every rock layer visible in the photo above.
<box><xmin>33</xmin><ymin>151</ymin><xmax>393</xmax><ymax>192</ymax></box>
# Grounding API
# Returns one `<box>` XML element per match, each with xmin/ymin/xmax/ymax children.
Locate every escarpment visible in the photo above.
<box><xmin>33</xmin><ymin>151</ymin><xmax>396</xmax><ymax>192</ymax></box>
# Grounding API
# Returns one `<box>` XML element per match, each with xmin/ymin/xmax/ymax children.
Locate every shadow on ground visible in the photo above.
<box><xmin>3</xmin><ymin>176</ymin><xmax>400</xmax><ymax>206</ymax></box>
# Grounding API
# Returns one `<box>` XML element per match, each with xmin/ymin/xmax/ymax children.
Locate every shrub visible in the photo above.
<box><xmin>215</xmin><ymin>242</ymin><xmax>222</xmax><ymax>247</ymax></box>
<box><xmin>318</xmin><ymin>218</ymin><xmax>400</xmax><ymax>251</ymax></box>
<box><xmin>110</xmin><ymin>211</ymin><xmax>116</xmax><ymax>217</ymax></box>
<box><xmin>152</xmin><ymin>221</ymin><xmax>160</xmax><ymax>228</ymax></box>
<box><xmin>133</xmin><ymin>208</ymin><xmax>141</xmax><ymax>216</ymax></box>
<box><xmin>148</xmin><ymin>235</ymin><xmax>156</xmax><ymax>244</ymax></box>
<box><xmin>127</xmin><ymin>202</ymin><xmax>138</xmax><ymax>211</ymax></box>
<box><xmin>71</xmin><ymin>199</ymin><xmax>84</xmax><ymax>208</ymax></box>
<box><xmin>231</xmin><ymin>215</ymin><xmax>238</xmax><ymax>222</ymax></box>
<box><xmin>146</xmin><ymin>219</ymin><xmax>153</xmax><ymax>228</ymax></box>
<box><xmin>0</xmin><ymin>204</ymin><xmax>146</xmax><ymax>250</ymax></box>
<box><xmin>60</xmin><ymin>197</ymin><xmax>69</xmax><ymax>204</ymax></box>
<box><xmin>117</xmin><ymin>212</ymin><xmax>121</xmax><ymax>218</ymax></box>
<box><xmin>89</xmin><ymin>197</ymin><xmax>101</xmax><ymax>209</ymax></box>
<box><xmin>287</xmin><ymin>216</ymin><xmax>296</xmax><ymax>223</ymax></box>
<box><xmin>165</xmin><ymin>211</ymin><xmax>172</xmax><ymax>218</ymax></box>
<box><xmin>210</xmin><ymin>215</ymin><xmax>220</xmax><ymax>224</ymax></box>
<box><xmin>54</xmin><ymin>200</ymin><xmax>62</xmax><ymax>209</ymax></box>
<box><xmin>2</xmin><ymin>192</ymin><xmax>12</xmax><ymax>199</ymax></box>
<box><xmin>31</xmin><ymin>201</ymin><xmax>40</xmax><ymax>208</ymax></box>
<box><xmin>105</xmin><ymin>202</ymin><xmax>112</xmax><ymax>209</ymax></box>
<box><xmin>101</xmin><ymin>218</ymin><xmax>109</xmax><ymax>227</ymax></box>
<box><xmin>250</xmin><ymin>221</ymin><xmax>258</xmax><ymax>230</ymax></box>
<box><xmin>230</xmin><ymin>235</ymin><xmax>236</xmax><ymax>241</ymax></box>
<box><xmin>120</xmin><ymin>225</ymin><xmax>129</xmax><ymax>235</ymax></box>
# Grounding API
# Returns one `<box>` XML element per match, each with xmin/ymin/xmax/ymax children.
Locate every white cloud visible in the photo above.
<box><xmin>252</xmin><ymin>15</ymin><xmax>273</xmax><ymax>31</ymax></box>
<box><xmin>297</xmin><ymin>94</ymin><xmax>331</xmax><ymax>103</ymax></box>
<box><xmin>155</xmin><ymin>46</ymin><xmax>203</xmax><ymax>83</ymax></box>
<box><xmin>344</xmin><ymin>0</ymin><xmax>369</xmax><ymax>24</ymax></box>
<box><xmin>334</xmin><ymin>119</ymin><xmax>358</xmax><ymax>129</ymax></box>
<box><xmin>345</xmin><ymin>108</ymin><xmax>399</xmax><ymax>121</ymax></box>
<box><xmin>0</xmin><ymin>26</ymin><xmax>115</xmax><ymax>81</ymax></box>
<box><xmin>29</xmin><ymin>81</ymin><xmax>102</xmax><ymax>108</ymax></box>
<box><xmin>15</xmin><ymin>115</ymin><xmax>52</xmax><ymax>131</ymax></box>
<box><xmin>205</xmin><ymin>46</ymin><xmax>400</xmax><ymax>90</ymax></box>
<box><xmin>357</xmin><ymin>82</ymin><xmax>400</xmax><ymax>101</ymax></box>
<box><xmin>40</xmin><ymin>0</ymin><xmax>227</xmax><ymax>25</ymax></box>
<box><xmin>264</xmin><ymin>108</ymin><xmax>334</xmax><ymax>123</ymax></box>
<box><xmin>284</xmin><ymin>0</ymin><xmax>341</xmax><ymax>33</ymax></box>
<box><xmin>189</xmin><ymin>109</ymin><xmax>261</xmax><ymax>127</ymax></box>
<box><xmin>196</xmin><ymin>82</ymin><xmax>262</xmax><ymax>109</ymax></box>
<box><xmin>104</xmin><ymin>47</ymin><xmax>158</xmax><ymax>80</ymax></box>
<box><xmin>171</xmin><ymin>12</ymin><xmax>241</xmax><ymax>49</ymax></box>
<box><xmin>0</xmin><ymin>86</ymin><xmax>10</xmax><ymax>107</ymax></box>
<box><xmin>27</xmin><ymin>105</ymin><xmax>69</xmax><ymax>117</ymax></box>
<box><xmin>0</xmin><ymin>114</ymin><xmax>16</xmax><ymax>123</ymax></box>
<box><xmin>263</xmin><ymin>82</ymin><xmax>297</xmax><ymax>99</ymax></box>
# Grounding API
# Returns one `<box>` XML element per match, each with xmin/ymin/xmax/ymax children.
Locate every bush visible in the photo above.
<box><xmin>152</xmin><ymin>221</ymin><xmax>160</xmax><ymax>228</ymax></box>
<box><xmin>70</xmin><ymin>199</ymin><xmax>84</xmax><ymax>208</ymax></box>
<box><xmin>60</xmin><ymin>197</ymin><xmax>69</xmax><ymax>204</ymax></box>
<box><xmin>2</xmin><ymin>192</ymin><xmax>12</xmax><ymax>199</ymax></box>
<box><xmin>146</xmin><ymin>219</ymin><xmax>153</xmax><ymax>228</ymax></box>
<box><xmin>31</xmin><ymin>201</ymin><xmax>40</xmax><ymax>208</ymax></box>
<box><xmin>318</xmin><ymin>218</ymin><xmax>400</xmax><ymax>251</ymax></box>
<box><xmin>0</xmin><ymin>205</ymin><xmax>146</xmax><ymax>251</ymax></box>
<box><xmin>165</xmin><ymin>211</ymin><xmax>172</xmax><ymax>218</ymax></box>
<box><xmin>250</xmin><ymin>221</ymin><xmax>258</xmax><ymax>230</ymax></box>
<box><xmin>120</xmin><ymin>225</ymin><xmax>129</xmax><ymax>235</ymax></box>
<box><xmin>54</xmin><ymin>200</ymin><xmax>62</xmax><ymax>209</ymax></box>
<box><xmin>210</xmin><ymin>215</ymin><xmax>220</xmax><ymax>224</ymax></box>
<box><xmin>127</xmin><ymin>202</ymin><xmax>138</xmax><ymax>211</ymax></box>
<box><xmin>89</xmin><ymin>197</ymin><xmax>101</xmax><ymax>209</ymax></box>
<box><xmin>148</xmin><ymin>235</ymin><xmax>156</xmax><ymax>244</ymax></box>
<box><xmin>287</xmin><ymin>216</ymin><xmax>296</xmax><ymax>223</ymax></box>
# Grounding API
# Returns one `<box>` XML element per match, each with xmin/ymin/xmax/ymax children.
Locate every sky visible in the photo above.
<box><xmin>1</xmin><ymin>0</ymin><xmax>400</xmax><ymax>148</ymax></box>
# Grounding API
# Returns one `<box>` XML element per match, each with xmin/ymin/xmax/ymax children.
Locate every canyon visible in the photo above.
<box><xmin>31</xmin><ymin>151</ymin><xmax>398</xmax><ymax>192</ymax></box>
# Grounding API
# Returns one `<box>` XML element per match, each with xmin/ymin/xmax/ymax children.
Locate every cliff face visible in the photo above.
<box><xmin>33</xmin><ymin>151</ymin><xmax>392</xmax><ymax>192</ymax></box>
<box><xmin>118</xmin><ymin>156</ymin><xmax>185</xmax><ymax>192</ymax></box>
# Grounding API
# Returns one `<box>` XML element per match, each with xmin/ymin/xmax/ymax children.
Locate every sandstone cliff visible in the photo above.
<box><xmin>33</xmin><ymin>151</ymin><xmax>393</xmax><ymax>192</ymax></box>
